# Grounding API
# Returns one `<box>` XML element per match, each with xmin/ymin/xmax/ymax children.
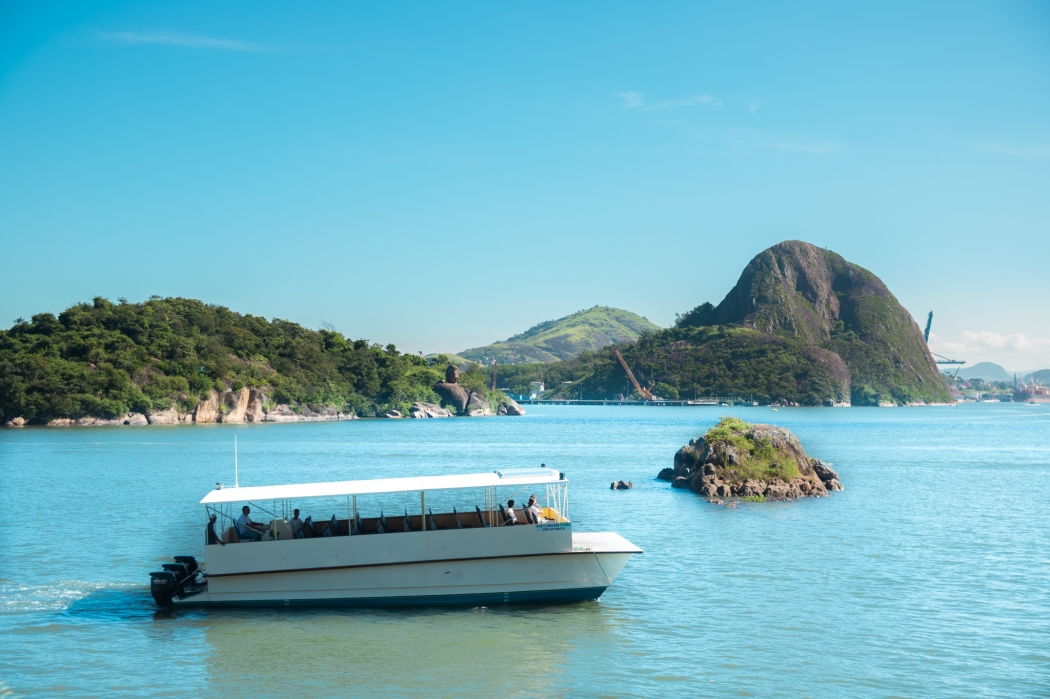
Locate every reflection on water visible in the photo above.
<box><xmin>204</xmin><ymin>604</ymin><xmax>610</xmax><ymax>696</ymax></box>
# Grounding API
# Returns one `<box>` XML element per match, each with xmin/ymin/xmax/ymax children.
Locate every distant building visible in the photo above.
<box><xmin>529</xmin><ymin>381</ymin><xmax>545</xmax><ymax>398</ymax></box>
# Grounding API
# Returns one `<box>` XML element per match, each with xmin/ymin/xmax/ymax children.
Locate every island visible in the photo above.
<box><xmin>658</xmin><ymin>417</ymin><xmax>843</xmax><ymax>501</ymax></box>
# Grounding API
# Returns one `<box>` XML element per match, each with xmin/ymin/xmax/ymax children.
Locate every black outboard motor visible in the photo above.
<box><xmin>173</xmin><ymin>556</ymin><xmax>199</xmax><ymax>576</ymax></box>
<box><xmin>149</xmin><ymin>555</ymin><xmax>207</xmax><ymax>608</ymax></box>
<box><xmin>150</xmin><ymin>571</ymin><xmax>178</xmax><ymax>608</ymax></box>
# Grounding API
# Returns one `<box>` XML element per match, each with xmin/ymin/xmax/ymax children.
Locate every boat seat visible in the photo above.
<box><xmin>377</xmin><ymin>512</ymin><xmax>389</xmax><ymax>534</ymax></box>
<box><xmin>222</xmin><ymin>527</ymin><xmax>241</xmax><ymax>544</ymax></box>
<box><xmin>428</xmin><ymin>508</ymin><xmax>448</xmax><ymax>530</ymax></box>
<box><xmin>453</xmin><ymin>507</ymin><xmax>472</xmax><ymax>529</ymax></box>
<box><xmin>475</xmin><ymin>506</ymin><xmax>490</xmax><ymax>528</ymax></box>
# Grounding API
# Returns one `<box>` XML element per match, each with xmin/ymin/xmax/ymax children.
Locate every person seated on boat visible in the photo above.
<box><xmin>236</xmin><ymin>505</ymin><xmax>264</xmax><ymax>542</ymax></box>
<box><xmin>289</xmin><ymin>509</ymin><xmax>304</xmax><ymax>538</ymax></box>
<box><xmin>206</xmin><ymin>514</ymin><xmax>226</xmax><ymax>546</ymax></box>
<box><xmin>505</xmin><ymin>499</ymin><xmax>518</xmax><ymax>525</ymax></box>
<box><xmin>526</xmin><ymin>495</ymin><xmax>545</xmax><ymax>524</ymax></box>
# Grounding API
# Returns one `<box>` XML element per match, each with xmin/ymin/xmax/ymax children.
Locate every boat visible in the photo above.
<box><xmin>1013</xmin><ymin>382</ymin><xmax>1050</xmax><ymax>404</ymax></box>
<box><xmin>149</xmin><ymin>468</ymin><xmax>642</xmax><ymax>608</ymax></box>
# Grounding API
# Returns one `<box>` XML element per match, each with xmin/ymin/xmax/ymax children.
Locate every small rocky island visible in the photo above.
<box><xmin>658</xmin><ymin>417</ymin><xmax>842</xmax><ymax>501</ymax></box>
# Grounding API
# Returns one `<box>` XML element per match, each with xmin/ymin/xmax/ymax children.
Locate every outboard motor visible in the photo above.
<box><xmin>173</xmin><ymin>556</ymin><xmax>199</xmax><ymax>576</ymax></box>
<box><xmin>149</xmin><ymin>555</ymin><xmax>207</xmax><ymax>608</ymax></box>
<box><xmin>150</xmin><ymin>571</ymin><xmax>178</xmax><ymax>608</ymax></box>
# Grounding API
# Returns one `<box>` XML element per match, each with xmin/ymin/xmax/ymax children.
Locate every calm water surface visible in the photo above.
<box><xmin>1</xmin><ymin>405</ymin><xmax>1047</xmax><ymax>698</ymax></box>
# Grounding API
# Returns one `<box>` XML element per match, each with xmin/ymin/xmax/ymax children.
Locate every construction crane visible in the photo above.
<box><xmin>924</xmin><ymin>311</ymin><xmax>965</xmax><ymax>377</ymax></box>
<box><xmin>614</xmin><ymin>349</ymin><xmax>652</xmax><ymax>401</ymax></box>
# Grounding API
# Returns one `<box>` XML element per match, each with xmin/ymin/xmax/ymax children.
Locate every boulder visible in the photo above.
<box><xmin>610</xmin><ymin>480</ymin><xmax>633</xmax><ymax>490</ymax></box>
<box><xmin>193</xmin><ymin>390</ymin><xmax>221</xmax><ymax>424</ymax></box>
<box><xmin>502</xmin><ymin>398</ymin><xmax>526</xmax><ymax>416</ymax></box>
<box><xmin>671</xmin><ymin>476</ymin><xmax>691</xmax><ymax>489</ymax></box>
<box><xmin>47</xmin><ymin>418</ymin><xmax>74</xmax><ymax>426</ymax></box>
<box><xmin>445</xmin><ymin>365</ymin><xmax>460</xmax><ymax>383</ymax></box>
<box><xmin>7</xmin><ymin>417</ymin><xmax>26</xmax><ymax>427</ymax></box>
<box><xmin>147</xmin><ymin>407</ymin><xmax>181</xmax><ymax>425</ymax></box>
<box><xmin>825</xmin><ymin>478</ymin><xmax>844</xmax><ymax>491</ymax></box>
<box><xmin>385</xmin><ymin>410</ymin><xmax>402</xmax><ymax>419</ymax></box>
<box><xmin>811</xmin><ymin>459</ymin><xmax>840</xmax><ymax>484</ymax></box>
<box><xmin>409</xmin><ymin>402</ymin><xmax>452</xmax><ymax>418</ymax></box>
<box><xmin>466</xmin><ymin>392</ymin><xmax>494</xmax><ymax>417</ymax></box>
<box><xmin>434</xmin><ymin>382</ymin><xmax>472</xmax><ymax>414</ymax></box>
<box><xmin>123</xmin><ymin>413</ymin><xmax>148</xmax><ymax>425</ymax></box>
<box><xmin>656</xmin><ymin>468</ymin><xmax>674</xmax><ymax>482</ymax></box>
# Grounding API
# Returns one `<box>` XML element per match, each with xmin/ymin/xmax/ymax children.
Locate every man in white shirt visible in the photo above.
<box><xmin>505</xmin><ymin>499</ymin><xmax>518</xmax><ymax>525</ymax></box>
<box><xmin>236</xmin><ymin>505</ymin><xmax>263</xmax><ymax>542</ymax></box>
<box><xmin>289</xmin><ymin>509</ymin><xmax>304</xmax><ymax>538</ymax></box>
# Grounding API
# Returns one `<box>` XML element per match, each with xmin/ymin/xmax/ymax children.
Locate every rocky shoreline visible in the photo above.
<box><xmin>658</xmin><ymin>418</ymin><xmax>843</xmax><ymax>501</ymax></box>
<box><xmin>2</xmin><ymin>365</ymin><xmax>526</xmax><ymax>427</ymax></box>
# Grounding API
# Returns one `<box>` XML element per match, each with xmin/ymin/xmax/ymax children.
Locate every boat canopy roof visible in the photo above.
<box><xmin>200</xmin><ymin>468</ymin><xmax>565</xmax><ymax>505</ymax></box>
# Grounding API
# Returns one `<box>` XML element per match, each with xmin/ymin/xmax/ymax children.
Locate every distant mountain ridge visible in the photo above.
<box><xmin>458</xmin><ymin>306</ymin><xmax>661</xmax><ymax>364</ymax></box>
<box><xmin>957</xmin><ymin>362</ymin><xmax>1013</xmax><ymax>382</ymax></box>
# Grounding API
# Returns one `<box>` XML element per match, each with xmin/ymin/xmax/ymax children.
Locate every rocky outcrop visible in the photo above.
<box><xmin>661</xmin><ymin>417</ymin><xmax>843</xmax><ymax>502</ymax></box>
<box><xmin>147</xmin><ymin>407</ymin><xmax>182</xmax><ymax>424</ymax></box>
<box><xmin>498</xmin><ymin>398</ymin><xmax>526</xmax><ymax>416</ymax></box>
<box><xmin>221</xmin><ymin>388</ymin><xmax>251</xmax><ymax>422</ymax></box>
<box><xmin>385</xmin><ymin>410</ymin><xmax>402</xmax><ymax>419</ymax></box>
<box><xmin>466</xmin><ymin>392</ymin><xmax>494</xmax><ymax>417</ymax></box>
<box><xmin>261</xmin><ymin>403</ymin><xmax>353</xmax><ymax>422</ymax></box>
<box><xmin>409</xmin><ymin>402</ymin><xmax>452</xmax><ymax>418</ymax></box>
<box><xmin>434</xmin><ymin>381</ymin><xmax>471</xmax><ymax>413</ymax></box>
<box><xmin>193</xmin><ymin>390</ymin><xmax>221</xmax><ymax>424</ymax></box>
<box><xmin>12</xmin><ymin>386</ymin><xmax>352</xmax><ymax>427</ymax></box>
<box><xmin>610</xmin><ymin>480</ymin><xmax>633</xmax><ymax>490</ymax></box>
<box><xmin>244</xmin><ymin>388</ymin><xmax>266</xmax><ymax>422</ymax></box>
<box><xmin>64</xmin><ymin>412</ymin><xmax>149</xmax><ymax>426</ymax></box>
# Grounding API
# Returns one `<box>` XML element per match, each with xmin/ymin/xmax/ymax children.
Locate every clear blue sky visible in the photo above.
<box><xmin>2</xmin><ymin>2</ymin><xmax>1048</xmax><ymax>369</ymax></box>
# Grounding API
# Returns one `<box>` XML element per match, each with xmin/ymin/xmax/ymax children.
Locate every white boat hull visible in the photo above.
<box><xmin>175</xmin><ymin>529</ymin><xmax>639</xmax><ymax>608</ymax></box>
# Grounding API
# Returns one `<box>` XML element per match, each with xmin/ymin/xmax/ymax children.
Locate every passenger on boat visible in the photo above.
<box><xmin>289</xmin><ymin>509</ymin><xmax>304</xmax><ymax>537</ymax></box>
<box><xmin>207</xmin><ymin>514</ymin><xmax>226</xmax><ymax>546</ymax></box>
<box><xmin>236</xmin><ymin>506</ymin><xmax>264</xmax><ymax>542</ymax></box>
<box><xmin>505</xmin><ymin>500</ymin><xmax>518</xmax><ymax>525</ymax></box>
<box><xmin>526</xmin><ymin>495</ymin><xmax>545</xmax><ymax>524</ymax></box>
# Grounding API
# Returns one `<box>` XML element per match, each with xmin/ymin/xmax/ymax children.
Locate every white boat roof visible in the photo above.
<box><xmin>200</xmin><ymin>468</ymin><xmax>565</xmax><ymax>505</ymax></box>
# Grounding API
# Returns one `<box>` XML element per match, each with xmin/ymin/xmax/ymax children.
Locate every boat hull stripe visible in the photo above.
<box><xmin>177</xmin><ymin>586</ymin><xmax>608</xmax><ymax>608</ymax></box>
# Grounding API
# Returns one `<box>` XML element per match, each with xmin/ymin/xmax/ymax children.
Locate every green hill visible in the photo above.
<box><xmin>459</xmin><ymin>306</ymin><xmax>661</xmax><ymax>364</ymax></box>
<box><xmin>0</xmin><ymin>297</ymin><xmax>447</xmax><ymax>422</ymax></box>
<box><xmin>490</xmin><ymin>241</ymin><xmax>951</xmax><ymax>406</ymax></box>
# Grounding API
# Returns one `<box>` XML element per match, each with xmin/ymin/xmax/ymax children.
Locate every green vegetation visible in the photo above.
<box><xmin>457</xmin><ymin>306</ymin><xmax>661</xmax><ymax>364</ymax></box>
<box><xmin>703</xmin><ymin>416</ymin><xmax>801</xmax><ymax>483</ymax></box>
<box><xmin>489</xmin><ymin>325</ymin><xmax>851</xmax><ymax>405</ymax></box>
<box><xmin>671</xmin><ymin>241</ymin><xmax>951</xmax><ymax>405</ymax></box>
<box><xmin>0</xmin><ymin>297</ymin><xmax>456</xmax><ymax>421</ymax></box>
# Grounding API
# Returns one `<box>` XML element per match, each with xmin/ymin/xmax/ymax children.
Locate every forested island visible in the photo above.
<box><xmin>0</xmin><ymin>297</ymin><xmax>508</xmax><ymax>425</ymax></box>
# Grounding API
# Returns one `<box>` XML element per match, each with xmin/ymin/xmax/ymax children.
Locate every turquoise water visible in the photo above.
<box><xmin>0</xmin><ymin>405</ymin><xmax>1047</xmax><ymax>698</ymax></box>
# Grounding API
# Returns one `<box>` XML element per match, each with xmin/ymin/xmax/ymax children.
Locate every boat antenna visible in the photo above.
<box><xmin>234</xmin><ymin>435</ymin><xmax>239</xmax><ymax>488</ymax></box>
